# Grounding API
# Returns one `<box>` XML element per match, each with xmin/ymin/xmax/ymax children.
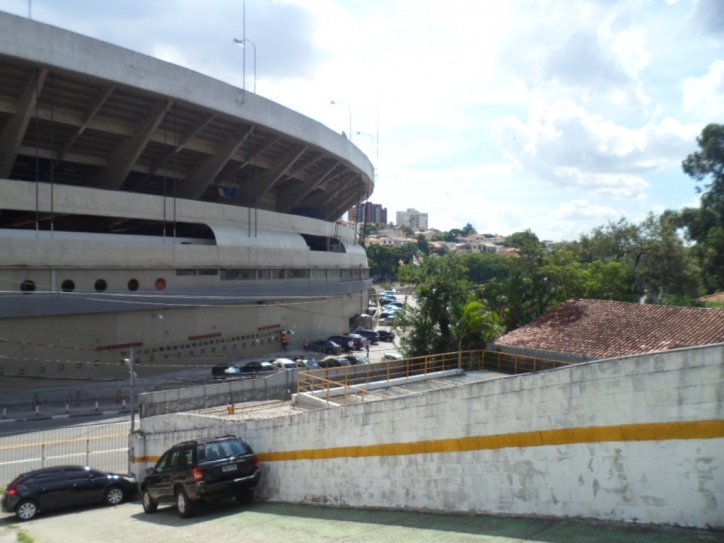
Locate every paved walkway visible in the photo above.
<box><xmin>1</xmin><ymin>501</ymin><xmax>720</xmax><ymax>543</ymax></box>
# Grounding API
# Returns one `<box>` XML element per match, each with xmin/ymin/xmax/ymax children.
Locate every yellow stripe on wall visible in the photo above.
<box><xmin>133</xmin><ymin>420</ymin><xmax>724</xmax><ymax>464</ymax></box>
<box><xmin>256</xmin><ymin>420</ymin><xmax>724</xmax><ymax>463</ymax></box>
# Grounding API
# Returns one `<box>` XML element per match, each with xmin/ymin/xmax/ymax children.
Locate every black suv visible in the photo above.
<box><xmin>140</xmin><ymin>435</ymin><xmax>260</xmax><ymax>518</ymax></box>
<box><xmin>354</xmin><ymin>329</ymin><xmax>379</xmax><ymax>344</ymax></box>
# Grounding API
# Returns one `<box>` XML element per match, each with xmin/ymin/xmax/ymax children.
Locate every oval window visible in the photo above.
<box><xmin>128</xmin><ymin>279</ymin><xmax>139</xmax><ymax>291</ymax></box>
<box><xmin>94</xmin><ymin>279</ymin><xmax>108</xmax><ymax>292</ymax></box>
<box><xmin>61</xmin><ymin>280</ymin><xmax>75</xmax><ymax>292</ymax></box>
<box><xmin>20</xmin><ymin>280</ymin><xmax>36</xmax><ymax>292</ymax></box>
<box><xmin>155</xmin><ymin>278</ymin><xmax>166</xmax><ymax>290</ymax></box>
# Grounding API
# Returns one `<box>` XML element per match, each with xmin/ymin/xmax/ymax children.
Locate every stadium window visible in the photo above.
<box><xmin>20</xmin><ymin>280</ymin><xmax>36</xmax><ymax>292</ymax></box>
<box><xmin>61</xmin><ymin>279</ymin><xmax>75</xmax><ymax>292</ymax></box>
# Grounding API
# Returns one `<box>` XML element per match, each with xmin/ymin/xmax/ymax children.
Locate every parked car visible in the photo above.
<box><xmin>354</xmin><ymin>329</ymin><xmax>379</xmax><ymax>344</ymax></box>
<box><xmin>342</xmin><ymin>355</ymin><xmax>368</xmax><ymax>365</ymax></box>
<box><xmin>377</xmin><ymin>329</ymin><xmax>396</xmax><ymax>342</ymax></box>
<box><xmin>140</xmin><ymin>434</ymin><xmax>261</xmax><ymax>519</ymax></box>
<box><xmin>240</xmin><ymin>361</ymin><xmax>276</xmax><ymax>374</ymax></box>
<box><xmin>294</xmin><ymin>357</ymin><xmax>320</xmax><ymax>369</ymax></box>
<box><xmin>211</xmin><ymin>364</ymin><xmax>241</xmax><ymax>379</ymax></box>
<box><xmin>317</xmin><ymin>356</ymin><xmax>343</xmax><ymax>368</ymax></box>
<box><xmin>383</xmin><ymin>352</ymin><xmax>403</xmax><ymax>361</ymax></box>
<box><xmin>328</xmin><ymin>335</ymin><xmax>356</xmax><ymax>352</ymax></box>
<box><xmin>310</xmin><ymin>339</ymin><xmax>342</xmax><ymax>354</ymax></box>
<box><xmin>1</xmin><ymin>465</ymin><xmax>138</xmax><ymax>521</ymax></box>
<box><xmin>380</xmin><ymin>289</ymin><xmax>398</xmax><ymax>297</ymax></box>
<box><xmin>380</xmin><ymin>310</ymin><xmax>397</xmax><ymax>320</ymax></box>
<box><xmin>272</xmin><ymin>358</ymin><xmax>297</xmax><ymax>370</ymax></box>
<box><xmin>379</xmin><ymin>297</ymin><xmax>397</xmax><ymax>306</ymax></box>
<box><xmin>330</xmin><ymin>334</ymin><xmax>366</xmax><ymax>350</ymax></box>
<box><xmin>346</xmin><ymin>333</ymin><xmax>367</xmax><ymax>349</ymax></box>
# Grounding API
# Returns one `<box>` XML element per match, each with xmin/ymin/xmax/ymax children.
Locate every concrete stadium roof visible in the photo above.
<box><xmin>0</xmin><ymin>11</ymin><xmax>374</xmax><ymax>225</ymax></box>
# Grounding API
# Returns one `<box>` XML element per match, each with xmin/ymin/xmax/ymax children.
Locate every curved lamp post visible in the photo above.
<box><xmin>233</xmin><ymin>38</ymin><xmax>257</xmax><ymax>95</ymax></box>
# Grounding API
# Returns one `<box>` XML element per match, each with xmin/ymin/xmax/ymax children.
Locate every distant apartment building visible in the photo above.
<box><xmin>348</xmin><ymin>202</ymin><xmax>388</xmax><ymax>225</ymax></box>
<box><xmin>396</xmin><ymin>208</ymin><xmax>428</xmax><ymax>231</ymax></box>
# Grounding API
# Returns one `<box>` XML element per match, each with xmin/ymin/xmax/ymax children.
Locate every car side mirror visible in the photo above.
<box><xmin>146</xmin><ymin>467</ymin><xmax>154</xmax><ymax>474</ymax></box>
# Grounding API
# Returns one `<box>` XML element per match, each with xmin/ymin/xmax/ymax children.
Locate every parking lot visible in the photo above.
<box><xmin>1</xmin><ymin>498</ymin><xmax>719</xmax><ymax>543</ymax></box>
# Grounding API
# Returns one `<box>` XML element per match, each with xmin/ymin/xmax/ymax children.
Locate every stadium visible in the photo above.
<box><xmin>0</xmin><ymin>11</ymin><xmax>374</xmax><ymax>380</ymax></box>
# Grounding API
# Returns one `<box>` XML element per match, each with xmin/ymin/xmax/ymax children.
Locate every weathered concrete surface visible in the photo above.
<box><xmin>137</xmin><ymin>344</ymin><xmax>724</xmax><ymax>529</ymax></box>
<box><xmin>1</xmin><ymin>501</ymin><xmax>720</xmax><ymax>543</ymax></box>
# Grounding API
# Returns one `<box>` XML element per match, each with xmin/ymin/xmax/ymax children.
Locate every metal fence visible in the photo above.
<box><xmin>0</xmin><ymin>421</ymin><xmax>131</xmax><ymax>486</ymax></box>
<box><xmin>0</xmin><ymin>376</ymin><xmax>223</xmax><ymax>419</ymax></box>
<box><xmin>297</xmin><ymin>349</ymin><xmax>572</xmax><ymax>405</ymax></box>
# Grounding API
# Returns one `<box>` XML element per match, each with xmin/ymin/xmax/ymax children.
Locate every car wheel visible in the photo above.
<box><xmin>142</xmin><ymin>488</ymin><xmax>158</xmax><ymax>514</ymax></box>
<box><xmin>104</xmin><ymin>485</ymin><xmax>125</xmax><ymax>506</ymax></box>
<box><xmin>15</xmin><ymin>499</ymin><xmax>39</xmax><ymax>521</ymax></box>
<box><xmin>237</xmin><ymin>489</ymin><xmax>254</xmax><ymax>506</ymax></box>
<box><xmin>176</xmin><ymin>487</ymin><xmax>195</xmax><ymax>518</ymax></box>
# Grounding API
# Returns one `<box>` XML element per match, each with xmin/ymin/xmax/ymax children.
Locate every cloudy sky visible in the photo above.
<box><xmin>3</xmin><ymin>0</ymin><xmax>722</xmax><ymax>240</ymax></box>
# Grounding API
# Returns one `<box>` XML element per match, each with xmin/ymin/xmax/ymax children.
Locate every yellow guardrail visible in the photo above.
<box><xmin>297</xmin><ymin>350</ymin><xmax>572</xmax><ymax>406</ymax></box>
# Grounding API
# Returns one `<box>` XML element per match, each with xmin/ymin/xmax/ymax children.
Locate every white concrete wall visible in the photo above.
<box><xmin>137</xmin><ymin>344</ymin><xmax>724</xmax><ymax>528</ymax></box>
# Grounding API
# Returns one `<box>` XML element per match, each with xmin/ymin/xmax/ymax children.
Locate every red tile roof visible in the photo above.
<box><xmin>493</xmin><ymin>299</ymin><xmax>724</xmax><ymax>360</ymax></box>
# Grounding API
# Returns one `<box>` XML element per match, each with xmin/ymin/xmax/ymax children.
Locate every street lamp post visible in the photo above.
<box><xmin>355</xmin><ymin>130</ymin><xmax>377</xmax><ymax>175</ymax></box>
<box><xmin>330</xmin><ymin>100</ymin><xmax>352</xmax><ymax>141</ymax></box>
<box><xmin>124</xmin><ymin>348</ymin><xmax>136</xmax><ymax>433</ymax></box>
<box><xmin>233</xmin><ymin>38</ymin><xmax>257</xmax><ymax>95</ymax></box>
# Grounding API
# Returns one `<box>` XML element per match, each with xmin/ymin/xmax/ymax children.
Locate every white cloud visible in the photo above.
<box><xmin>494</xmin><ymin>100</ymin><xmax>700</xmax><ymax>199</ymax></box>
<box><xmin>546</xmin><ymin>199</ymin><xmax>626</xmax><ymax>240</ymax></box>
<box><xmin>500</xmin><ymin>0</ymin><xmax>653</xmax><ymax>107</ymax></box>
<box><xmin>551</xmin><ymin>200</ymin><xmax>623</xmax><ymax>221</ymax></box>
<box><xmin>7</xmin><ymin>0</ymin><xmax>718</xmax><ymax>242</ymax></box>
<box><xmin>682</xmin><ymin>59</ymin><xmax>724</xmax><ymax>120</ymax></box>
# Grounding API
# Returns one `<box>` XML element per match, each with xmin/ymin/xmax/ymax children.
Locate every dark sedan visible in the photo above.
<box><xmin>378</xmin><ymin>329</ymin><xmax>396</xmax><ymax>342</ymax></box>
<box><xmin>309</xmin><ymin>339</ymin><xmax>342</xmax><ymax>354</ymax></box>
<box><xmin>354</xmin><ymin>329</ymin><xmax>379</xmax><ymax>344</ymax></box>
<box><xmin>1</xmin><ymin>465</ymin><xmax>138</xmax><ymax>521</ymax></box>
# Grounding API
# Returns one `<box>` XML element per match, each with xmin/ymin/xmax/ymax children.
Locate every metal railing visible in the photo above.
<box><xmin>0</xmin><ymin>421</ymin><xmax>131</xmax><ymax>485</ymax></box>
<box><xmin>297</xmin><ymin>349</ymin><xmax>572</xmax><ymax>406</ymax></box>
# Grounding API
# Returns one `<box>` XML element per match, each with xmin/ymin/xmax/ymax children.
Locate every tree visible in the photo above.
<box><xmin>395</xmin><ymin>255</ymin><xmax>504</xmax><ymax>357</ymax></box>
<box><xmin>566</xmin><ymin>215</ymin><xmax>701</xmax><ymax>302</ymax></box>
<box><xmin>680</xmin><ymin>123</ymin><xmax>724</xmax><ymax>291</ymax></box>
<box><xmin>366</xmin><ymin>244</ymin><xmax>401</xmax><ymax>280</ymax></box>
<box><xmin>415</xmin><ymin>234</ymin><xmax>431</xmax><ymax>257</ymax></box>
<box><xmin>457</xmin><ymin>300</ymin><xmax>505</xmax><ymax>351</ymax></box>
<box><xmin>682</xmin><ymin>123</ymin><xmax>724</xmax><ymax>214</ymax></box>
<box><xmin>461</xmin><ymin>223</ymin><xmax>477</xmax><ymax>237</ymax></box>
<box><xmin>460</xmin><ymin>252</ymin><xmax>512</xmax><ymax>284</ymax></box>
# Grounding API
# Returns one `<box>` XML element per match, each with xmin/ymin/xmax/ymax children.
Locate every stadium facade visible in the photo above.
<box><xmin>0</xmin><ymin>12</ymin><xmax>374</xmax><ymax>380</ymax></box>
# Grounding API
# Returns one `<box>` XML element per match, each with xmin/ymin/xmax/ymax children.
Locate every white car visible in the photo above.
<box><xmin>272</xmin><ymin>358</ymin><xmax>297</xmax><ymax>370</ymax></box>
<box><xmin>382</xmin><ymin>352</ymin><xmax>403</xmax><ymax>361</ymax></box>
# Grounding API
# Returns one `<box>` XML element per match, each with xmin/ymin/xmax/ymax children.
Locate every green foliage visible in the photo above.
<box><xmin>366</xmin><ymin>244</ymin><xmax>400</xmax><ymax>280</ymax></box>
<box><xmin>682</xmin><ymin>123</ymin><xmax>724</xmax><ymax>211</ymax></box>
<box><xmin>415</xmin><ymin>234</ymin><xmax>431</xmax><ymax>256</ymax></box>
<box><xmin>679</xmin><ymin>123</ymin><xmax>724</xmax><ymax>291</ymax></box>
<box><xmin>458</xmin><ymin>300</ymin><xmax>505</xmax><ymax>350</ymax></box>
<box><xmin>566</xmin><ymin>214</ymin><xmax>702</xmax><ymax>303</ymax></box>
<box><xmin>396</xmin><ymin>255</ymin><xmax>505</xmax><ymax>357</ymax></box>
<box><xmin>460</xmin><ymin>252</ymin><xmax>513</xmax><ymax>284</ymax></box>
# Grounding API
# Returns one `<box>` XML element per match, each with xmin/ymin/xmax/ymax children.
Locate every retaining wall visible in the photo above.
<box><xmin>136</xmin><ymin>344</ymin><xmax>724</xmax><ymax>529</ymax></box>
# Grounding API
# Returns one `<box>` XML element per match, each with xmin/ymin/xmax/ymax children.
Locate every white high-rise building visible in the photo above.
<box><xmin>396</xmin><ymin>208</ymin><xmax>428</xmax><ymax>231</ymax></box>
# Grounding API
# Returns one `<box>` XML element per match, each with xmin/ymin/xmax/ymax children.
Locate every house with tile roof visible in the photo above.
<box><xmin>491</xmin><ymin>299</ymin><xmax>724</xmax><ymax>363</ymax></box>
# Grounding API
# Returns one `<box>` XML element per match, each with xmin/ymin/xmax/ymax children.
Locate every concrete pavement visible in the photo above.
<box><xmin>0</xmin><ymin>500</ymin><xmax>720</xmax><ymax>543</ymax></box>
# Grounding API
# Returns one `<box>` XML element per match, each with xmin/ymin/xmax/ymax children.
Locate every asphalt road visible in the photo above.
<box><xmin>1</xmin><ymin>499</ymin><xmax>720</xmax><ymax>543</ymax></box>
